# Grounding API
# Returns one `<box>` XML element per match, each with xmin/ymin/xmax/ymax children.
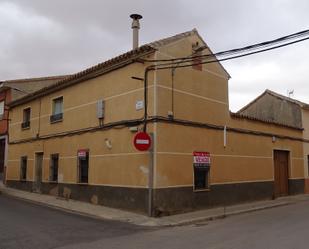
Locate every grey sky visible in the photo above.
<box><xmin>0</xmin><ymin>0</ymin><xmax>308</xmax><ymax>111</ymax></box>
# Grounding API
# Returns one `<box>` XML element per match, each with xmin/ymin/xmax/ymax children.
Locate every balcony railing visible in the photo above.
<box><xmin>21</xmin><ymin>120</ymin><xmax>30</xmax><ymax>129</ymax></box>
<box><xmin>50</xmin><ymin>113</ymin><xmax>63</xmax><ymax>123</ymax></box>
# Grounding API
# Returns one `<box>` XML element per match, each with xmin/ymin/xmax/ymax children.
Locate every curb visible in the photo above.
<box><xmin>0</xmin><ymin>189</ymin><xmax>156</xmax><ymax>228</ymax></box>
<box><xmin>155</xmin><ymin>200</ymin><xmax>299</xmax><ymax>227</ymax></box>
<box><xmin>1</xmin><ymin>186</ymin><xmax>308</xmax><ymax>227</ymax></box>
<box><xmin>158</xmin><ymin>202</ymin><xmax>294</xmax><ymax>227</ymax></box>
<box><xmin>0</xmin><ymin>191</ymin><xmax>117</xmax><ymax>223</ymax></box>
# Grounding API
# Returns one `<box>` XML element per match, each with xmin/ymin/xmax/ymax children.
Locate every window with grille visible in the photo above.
<box><xmin>50</xmin><ymin>97</ymin><xmax>63</xmax><ymax>123</ymax></box>
<box><xmin>78</xmin><ymin>150</ymin><xmax>89</xmax><ymax>183</ymax></box>
<box><xmin>50</xmin><ymin>154</ymin><xmax>59</xmax><ymax>182</ymax></box>
<box><xmin>194</xmin><ymin>165</ymin><xmax>210</xmax><ymax>190</ymax></box>
<box><xmin>21</xmin><ymin>108</ymin><xmax>31</xmax><ymax>129</ymax></box>
<box><xmin>20</xmin><ymin>156</ymin><xmax>27</xmax><ymax>180</ymax></box>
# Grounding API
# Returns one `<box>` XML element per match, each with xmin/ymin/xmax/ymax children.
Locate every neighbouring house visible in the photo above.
<box><xmin>238</xmin><ymin>89</ymin><xmax>309</xmax><ymax>193</ymax></box>
<box><xmin>5</xmin><ymin>28</ymin><xmax>306</xmax><ymax>216</ymax></box>
<box><xmin>0</xmin><ymin>75</ymin><xmax>68</xmax><ymax>182</ymax></box>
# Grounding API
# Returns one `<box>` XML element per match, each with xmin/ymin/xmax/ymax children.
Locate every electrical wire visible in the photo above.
<box><xmin>143</xmin><ymin>29</ymin><xmax>309</xmax><ymax>63</ymax></box>
<box><xmin>147</xmin><ymin>37</ymin><xmax>309</xmax><ymax>70</ymax></box>
<box><xmin>141</xmin><ymin>29</ymin><xmax>309</xmax><ymax>132</ymax></box>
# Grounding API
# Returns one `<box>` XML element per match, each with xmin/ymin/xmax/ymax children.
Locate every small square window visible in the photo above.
<box><xmin>50</xmin><ymin>154</ymin><xmax>59</xmax><ymax>182</ymax></box>
<box><xmin>50</xmin><ymin>97</ymin><xmax>63</xmax><ymax>123</ymax></box>
<box><xmin>21</xmin><ymin>108</ymin><xmax>31</xmax><ymax>129</ymax></box>
<box><xmin>20</xmin><ymin>156</ymin><xmax>27</xmax><ymax>180</ymax></box>
<box><xmin>78</xmin><ymin>150</ymin><xmax>89</xmax><ymax>183</ymax></box>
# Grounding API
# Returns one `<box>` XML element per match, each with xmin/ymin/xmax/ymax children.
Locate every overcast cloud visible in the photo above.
<box><xmin>0</xmin><ymin>0</ymin><xmax>308</xmax><ymax>110</ymax></box>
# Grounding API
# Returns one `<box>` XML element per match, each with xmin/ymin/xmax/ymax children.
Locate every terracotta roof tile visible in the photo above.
<box><xmin>9</xmin><ymin>45</ymin><xmax>155</xmax><ymax>107</ymax></box>
<box><xmin>8</xmin><ymin>28</ymin><xmax>230</xmax><ymax>107</ymax></box>
<box><xmin>3</xmin><ymin>75</ymin><xmax>69</xmax><ymax>84</ymax></box>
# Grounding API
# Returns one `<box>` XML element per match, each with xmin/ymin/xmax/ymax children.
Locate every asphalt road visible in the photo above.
<box><xmin>0</xmin><ymin>194</ymin><xmax>150</xmax><ymax>249</ymax></box>
<box><xmin>2</xmin><ymin>194</ymin><xmax>309</xmax><ymax>249</ymax></box>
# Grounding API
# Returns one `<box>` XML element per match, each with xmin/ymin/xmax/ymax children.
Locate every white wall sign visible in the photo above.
<box><xmin>135</xmin><ymin>100</ymin><xmax>144</xmax><ymax>110</ymax></box>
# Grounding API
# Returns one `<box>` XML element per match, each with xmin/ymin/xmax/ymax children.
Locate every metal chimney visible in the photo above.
<box><xmin>130</xmin><ymin>14</ymin><xmax>143</xmax><ymax>50</ymax></box>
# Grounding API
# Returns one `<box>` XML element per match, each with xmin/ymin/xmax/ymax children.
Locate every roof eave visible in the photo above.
<box><xmin>237</xmin><ymin>90</ymin><xmax>268</xmax><ymax>113</ymax></box>
<box><xmin>9</xmin><ymin>47</ymin><xmax>156</xmax><ymax>108</ymax></box>
<box><xmin>230</xmin><ymin>112</ymin><xmax>303</xmax><ymax>131</ymax></box>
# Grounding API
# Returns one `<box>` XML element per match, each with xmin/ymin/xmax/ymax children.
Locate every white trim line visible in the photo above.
<box><xmin>155</xmin><ymin>184</ymin><xmax>193</xmax><ymax>189</ymax></box>
<box><xmin>211</xmin><ymin>179</ymin><xmax>274</xmax><ymax>185</ymax></box>
<box><xmin>157</xmin><ymin>151</ymin><xmax>272</xmax><ymax>159</ymax></box>
<box><xmin>157</xmin><ymin>151</ymin><xmax>191</xmax><ymax>156</ymax></box>
<box><xmin>7</xmin><ymin>159</ymin><xmax>21</xmax><ymax>162</ymax></box>
<box><xmin>91</xmin><ymin>152</ymin><xmax>147</xmax><ymax>158</ymax></box>
<box><xmin>39</xmin><ymin>181</ymin><xmax>147</xmax><ymax>188</ymax></box>
<box><xmin>9</xmin><ymin>152</ymin><xmax>147</xmax><ymax>162</ymax></box>
<box><xmin>9</xmin><ymin>86</ymin><xmax>154</xmax><ymax>127</ymax></box>
<box><xmin>213</xmin><ymin>154</ymin><xmax>272</xmax><ymax>159</ymax></box>
<box><xmin>157</xmin><ymin>84</ymin><xmax>228</xmax><ymax>105</ymax></box>
<box><xmin>9</xmin><ymin>152</ymin><xmax>274</xmax><ymax>161</ymax></box>
<box><xmin>59</xmin><ymin>156</ymin><xmax>76</xmax><ymax>159</ymax></box>
<box><xmin>155</xmin><ymin>179</ymin><xmax>275</xmax><ymax>189</ymax></box>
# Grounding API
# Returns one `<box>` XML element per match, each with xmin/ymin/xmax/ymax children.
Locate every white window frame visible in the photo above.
<box><xmin>0</xmin><ymin>101</ymin><xmax>5</xmax><ymax>119</ymax></box>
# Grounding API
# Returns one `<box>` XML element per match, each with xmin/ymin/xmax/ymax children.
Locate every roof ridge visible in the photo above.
<box><xmin>265</xmin><ymin>89</ymin><xmax>308</xmax><ymax>107</ymax></box>
<box><xmin>231</xmin><ymin>112</ymin><xmax>303</xmax><ymax>130</ymax></box>
<box><xmin>238</xmin><ymin>89</ymin><xmax>309</xmax><ymax>114</ymax></box>
<box><xmin>147</xmin><ymin>29</ymin><xmax>196</xmax><ymax>49</ymax></box>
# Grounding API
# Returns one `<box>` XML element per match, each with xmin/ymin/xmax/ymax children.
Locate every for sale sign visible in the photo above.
<box><xmin>78</xmin><ymin>149</ymin><xmax>88</xmax><ymax>159</ymax></box>
<box><xmin>193</xmin><ymin>151</ymin><xmax>210</xmax><ymax>166</ymax></box>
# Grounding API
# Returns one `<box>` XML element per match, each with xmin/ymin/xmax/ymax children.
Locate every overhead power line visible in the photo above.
<box><xmin>152</xmin><ymin>36</ymin><xmax>309</xmax><ymax>70</ymax></box>
<box><xmin>141</xmin><ymin>28</ymin><xmax>309</xmax><ymax>132</ymax></box>
<box><xmin>142</xmin><ymin>29</ymin><xmax>309</xmax><ymax>67</ymax></box>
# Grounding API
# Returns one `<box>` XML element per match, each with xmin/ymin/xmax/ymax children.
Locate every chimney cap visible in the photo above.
<box><xmin>130</xmin><ymin>14</ymin><xmax>143</xmax><ymax>20</ymax></box>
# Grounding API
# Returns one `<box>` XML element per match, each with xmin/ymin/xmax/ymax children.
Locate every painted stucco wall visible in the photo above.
<box><xmin>6</xmin><ymin>32</ymin><xmax>306</xmax><ymax>214</ymax></box>
<box><xmin>7</xmin><ymin>61</ymin><xmax>156</xmax><ymax>186</ymax></box>
<box><xmin>153</xmin><ymin>33</ymin><xmax>304</xmax><ymax>190</ymax></box>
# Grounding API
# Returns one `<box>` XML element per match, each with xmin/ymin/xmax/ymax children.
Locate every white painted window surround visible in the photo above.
<box><xmin>0</xmin><ymin>101</ymin><xmax>4</xmax><ymax>118</ymax></box>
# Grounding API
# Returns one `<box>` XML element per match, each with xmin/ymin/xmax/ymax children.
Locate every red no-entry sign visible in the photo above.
<box><xmin>134</xmin><ymin>132</ymin><xmax>151</xmax><ymax>151</ymax></box>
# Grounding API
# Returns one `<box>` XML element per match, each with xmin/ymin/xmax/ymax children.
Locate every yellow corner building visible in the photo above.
<box><xmin>6</xmin><ymin>29</ymin><xmax>307</xmax><ymax>216</ymax></box>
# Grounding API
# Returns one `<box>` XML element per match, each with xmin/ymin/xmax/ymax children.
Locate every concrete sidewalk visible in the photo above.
<box><xmin>1</xmin><ymin>184</ymin><xmax>309</xmax><ymax>227</ymax></box>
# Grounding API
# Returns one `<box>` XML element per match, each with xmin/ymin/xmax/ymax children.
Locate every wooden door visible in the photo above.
<box><xmin>33</xmin><ymin>152</ymin><xmax>43</xmax><ymax>193</ymax></box>
<box><xmin>274</xmin><ymin>150</ymin><xmax>289</xmax><ymax>197</ymax></box>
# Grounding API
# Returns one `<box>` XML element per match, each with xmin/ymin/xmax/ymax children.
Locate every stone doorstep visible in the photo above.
<box><xmin>1</xmin><ymin>185</ymin><xmax>309</xmax><ymax>227</ymax></box>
